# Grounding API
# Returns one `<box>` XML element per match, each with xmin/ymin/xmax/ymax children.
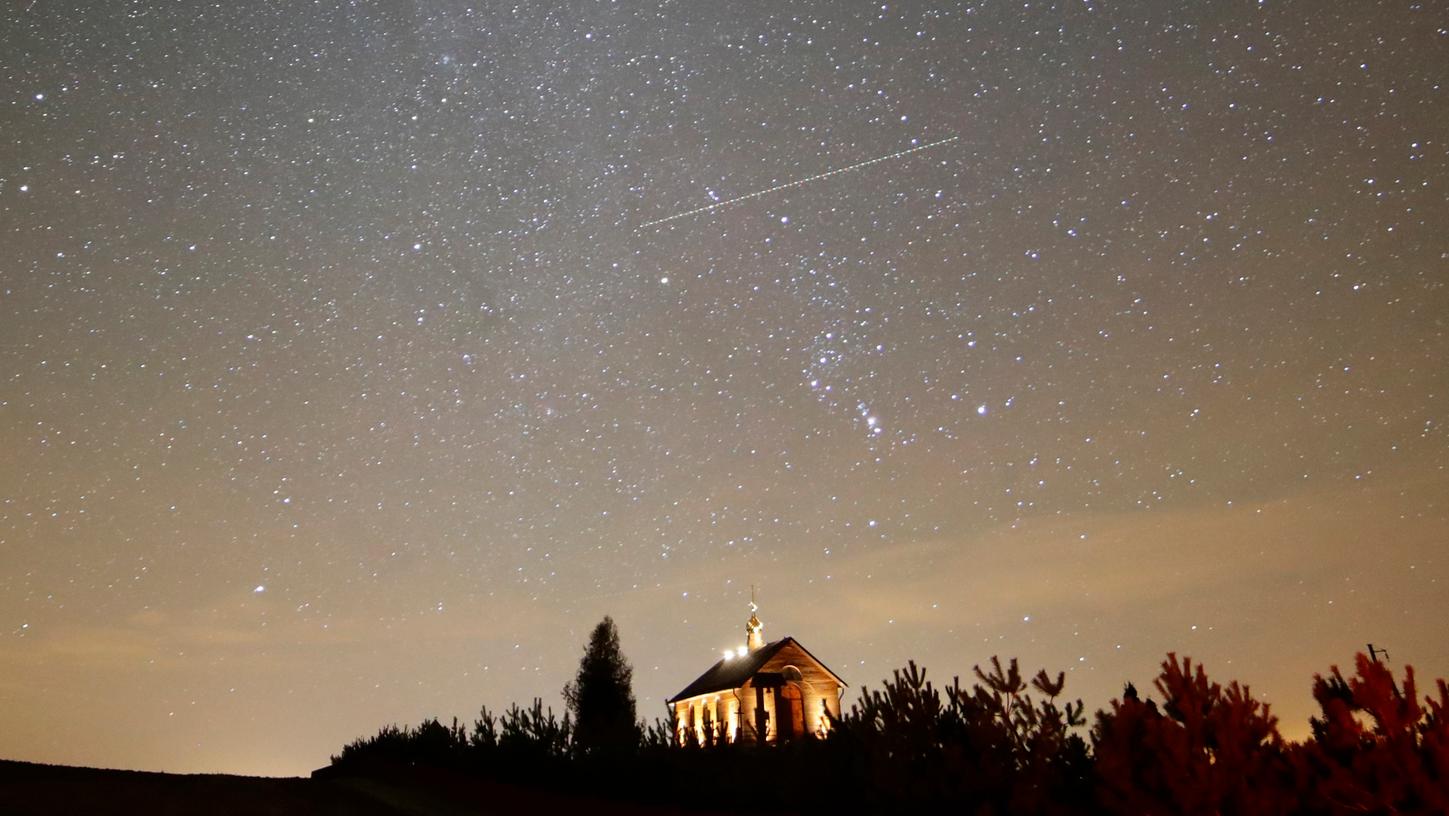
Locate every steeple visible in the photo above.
<box><xmin>746</xmin><ymin>585</ymin><xmax>764</xmax><ymax>651</ymax></box>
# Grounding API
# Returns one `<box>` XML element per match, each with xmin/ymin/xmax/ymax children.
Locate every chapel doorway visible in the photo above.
<box><xmin>778</xmin><ymin>683</ymin><xmax>806</xmax><ymax>740</ymax></box>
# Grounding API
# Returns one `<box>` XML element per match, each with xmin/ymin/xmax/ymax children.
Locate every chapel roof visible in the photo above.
<box><xmin>666</xmin><ymin>636</ymin><xmax>846</xmax><ymax>703</ymax></box>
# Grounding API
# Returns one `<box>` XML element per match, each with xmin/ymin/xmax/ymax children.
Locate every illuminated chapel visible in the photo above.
<box><xmin>666</xmin><ymin>603</ymin><xmax>847</xmax><ymax>745</ymax></box>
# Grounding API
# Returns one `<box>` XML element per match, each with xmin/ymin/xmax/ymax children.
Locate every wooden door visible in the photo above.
<box><xmin>779</xmin><ymin>684</ymin><xmax>806</xmax><ymax>740</ymax></box>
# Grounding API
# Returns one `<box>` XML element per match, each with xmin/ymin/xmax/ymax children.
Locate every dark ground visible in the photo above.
<box><xmin>0</xmin><ymin>759</ymin><xmax>741</xmax><ymax>815</ymax></box>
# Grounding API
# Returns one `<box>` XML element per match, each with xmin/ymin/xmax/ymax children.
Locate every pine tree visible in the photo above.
<box><xmin>563</xmin><ymin>615</ymin><xmax>640</xmax><ymax>754</ymax></box>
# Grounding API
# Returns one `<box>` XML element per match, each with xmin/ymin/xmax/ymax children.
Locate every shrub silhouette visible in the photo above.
<box><xmin>331</xmin><ymin>717</ymin><xmax>469</xmax><ymax>771</ymax></box>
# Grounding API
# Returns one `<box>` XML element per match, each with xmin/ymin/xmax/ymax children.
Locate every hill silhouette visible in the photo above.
<box><xmin>5</xmin><ymin>649</ymin><xmax>1444</xmax><ymax>814</ymax></box>
<box><xmin>0</xmin><ymin>758</ymin><xmax>731</xmax><ymax>816</ymax></box>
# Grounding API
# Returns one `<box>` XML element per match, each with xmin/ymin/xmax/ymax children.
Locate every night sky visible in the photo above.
<box><xmin>3</xmin><ymin>1</ymin><xmax>1446</xmax><ymax>777</ymax></box>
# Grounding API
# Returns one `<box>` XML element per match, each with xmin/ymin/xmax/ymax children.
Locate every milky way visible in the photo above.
<box><xmin>1</xmin><ymin>1</ymin><xmax>1445</xmax><ymax>776</ymax></box>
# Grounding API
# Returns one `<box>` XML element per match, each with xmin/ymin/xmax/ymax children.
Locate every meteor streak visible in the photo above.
<box><xmin>637</xmin><ymin>135</ymin><xmax>959</xmax><ymax>231</ymax></box>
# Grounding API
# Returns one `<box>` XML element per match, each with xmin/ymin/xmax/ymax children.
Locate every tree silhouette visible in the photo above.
<box><xmin>563</xmin><ymin>615</ymin><xmax>640</xmax><ymax>755</ymax></box>
<box><xmin>1093</xmin><ymin>653</ymin><xmax>1296</xmax><ymax>814</ymax></box>
<box><xmin>825</xmin><ymin>657</ymin><xmax>1091</xmax><ymax>812</ymax></box>
<box><xmin>327</xmin><ymin>645</ymin><xmax>1449</xmax><ymax>814</ymax></box>
<box><xmin>1292</xmin><ymin>653</ymin><xmax>1449</xmax><ymax>813</ymax></box>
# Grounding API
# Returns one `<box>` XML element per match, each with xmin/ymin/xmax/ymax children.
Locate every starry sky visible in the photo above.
<box><xmin>2</xmin><ymin>0</ymin><xmax>1446</xmax><ymax>777</ymax></box>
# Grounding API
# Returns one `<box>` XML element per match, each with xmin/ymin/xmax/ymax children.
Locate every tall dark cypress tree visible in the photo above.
<box><xmin>563</xmin><ymin>615</ymin><xmax>640</xmax><ymax>754</ymax></box>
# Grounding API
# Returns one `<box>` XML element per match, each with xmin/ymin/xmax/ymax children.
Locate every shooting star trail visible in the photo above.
<box><xmin>636</xmin><ymin>135</ymin><xmax>959</xmax><ymax>231</ymax></box>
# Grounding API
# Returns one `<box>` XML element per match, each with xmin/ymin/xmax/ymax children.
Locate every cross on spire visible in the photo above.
<box><xmin>746</xmin><ymin>585</ymin><xmax>764</xmax><ymax>651</ymax></box>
